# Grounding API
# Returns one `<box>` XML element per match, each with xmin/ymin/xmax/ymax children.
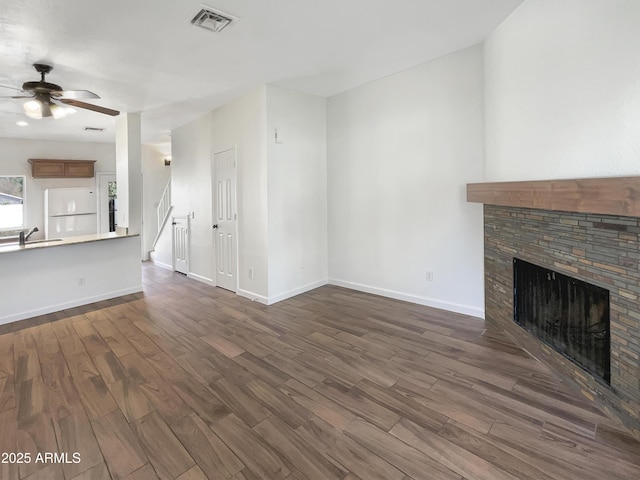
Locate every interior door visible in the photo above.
<box><xmin>173</xmin><ymin>216</ymin><xmax>188</xmax><ymax>274</ymax></box>
<box><xmin>213</xmin><ymin>148</ymin><xmax>237</xmax><ymax>292</ymax></box>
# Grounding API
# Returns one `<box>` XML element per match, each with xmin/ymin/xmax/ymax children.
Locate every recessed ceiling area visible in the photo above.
<box><xmin>0</xmin><ymin>0</ymin><xmax>524</xmax><ymax>147</ymax></box>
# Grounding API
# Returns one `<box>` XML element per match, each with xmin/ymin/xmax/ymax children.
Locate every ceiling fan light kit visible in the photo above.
<box><xmin>1</xmin><ymin>63</ymin><xmax>119</xmax><ymax>119</ymax></box>
<box><xmin>23</xmin><ymin>94</ymin><xmax>73</xmax><ymax>119</ymax></box>
<box><xmin>23</xmin><ymin>99</ymin><xmax>42</xmax><ymax>118</ymax></box>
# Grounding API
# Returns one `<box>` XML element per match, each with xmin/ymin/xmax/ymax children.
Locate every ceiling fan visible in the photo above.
<box><xmin>0</xmin><ymin>63</ymin><xmax>120</xmax><ymax>119</ymax></box>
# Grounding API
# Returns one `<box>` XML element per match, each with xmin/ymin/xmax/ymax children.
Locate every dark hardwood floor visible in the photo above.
<box><xmin>1</xmin><ymin>262</ymin><xmax>639</xmax><ymax>479</ymax></box>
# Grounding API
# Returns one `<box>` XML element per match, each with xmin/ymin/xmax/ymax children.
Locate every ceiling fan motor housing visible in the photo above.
<box><xmin>22</xmin><ymin>63</ymin><xmax>62</xmax><ymax>94</ymax></box>
<box><xmin>22</xmin><ymin>80</ymin><xmax>63</xmax><ymax>93</ymax></box>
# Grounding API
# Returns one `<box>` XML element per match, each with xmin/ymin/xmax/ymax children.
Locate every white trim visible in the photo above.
<box><xmin>0</xmin><ymin>286</ymin><xmax>143</xmax><ymax>326</ymax></box>
<box><xmin>328</xmin><ymin>278</ymin><xmax>485</xmax><ymax>318</ymax></box>
<box><xmin>96</xmin><ymin>172</ymin><xmax>116</xmax><ymax>234</ymax></box>
<box><xmin>188</xmin><ymin>272</ymin><xmax>215</xmax><ymax>286</ymax></box>
<box><xmin>153</xmin><ymin>205</ymin><xmax>173</xmax><ymax>250</ymax></box>
<box><xmin>156</xmin><ymin>179</ymin><xmax>172</xmax><ymax>242</ymax></box>
<box><xmin>152</xmin><ymin>260</ymin><xmax>173</xmax><ymax>271</ymax></box>
<box><xmin>237</xmin><ymin>288</ymin><xmax>269</xmax><ymax>305</ymax></box>
<box><xmin>0</xmin><ymin>174</ymin><xmax>27</xmax><ymax>231</ymax></box>
<box><xmin>267</xmin><ymin>279</ymin><xmax>328</xmax><ymax>305</ymax></box>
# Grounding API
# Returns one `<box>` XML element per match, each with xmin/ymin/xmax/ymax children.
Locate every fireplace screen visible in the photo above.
<box><xmin>513</xmin><ymin>258</ymin><xmax>610</xmax><ymax>384</ymax></box>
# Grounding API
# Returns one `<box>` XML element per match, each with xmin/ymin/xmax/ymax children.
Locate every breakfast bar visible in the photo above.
<box><xmin>0</xmin><ymin>232</ymin><xmax>142</xmax><ymax>326</ymax></box>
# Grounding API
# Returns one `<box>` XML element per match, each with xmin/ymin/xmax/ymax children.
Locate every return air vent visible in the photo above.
<box><xmin>191</xmin><ymin>7</ymin><xmax>236</xmax><ymax>33</ymax></box>
<box><xmin>83</xmin><ymin>126</ymin><xmax>105</xmax><ymax>132</ymax></box>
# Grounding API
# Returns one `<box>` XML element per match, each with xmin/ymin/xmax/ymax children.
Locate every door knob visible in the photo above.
<box><xmin>212</xmin><ymin>224</ymin><xmax>219</xmax><ymax>229</ymax></box>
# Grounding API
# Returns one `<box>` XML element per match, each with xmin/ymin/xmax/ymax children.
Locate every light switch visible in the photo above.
<box><xmin>275</xmin><ymin>128</ymin><xmax>284</xmax><ymax>144</ymax></box>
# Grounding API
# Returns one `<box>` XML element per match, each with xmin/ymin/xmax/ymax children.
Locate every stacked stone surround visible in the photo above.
<box><xmin>484</xmin><ymin>204</ymin><xmax>640</xmax><ymax>438</ymax></box>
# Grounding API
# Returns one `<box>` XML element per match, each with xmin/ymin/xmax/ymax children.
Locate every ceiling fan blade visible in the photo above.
<box><xmin>60</xmin><ymin>99</ymin><xmax>119</xmax><ymax>116</ymax></box>
<box><xmin>52</xmin><ymin>90</ymin><xmax>100</xmax><ymax>100</ymax></box>
<box><xmin>0</xmin><ymin>86</ymin><xmax>31</xmax><ymax>99</ymax></box>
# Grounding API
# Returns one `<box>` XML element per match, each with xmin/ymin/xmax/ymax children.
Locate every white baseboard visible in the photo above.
<box><xmin>153</xmin><ymin>260</ymin><xmax>173</xmax><ymax>271</ymax></box>
<box><xmin>237</xmin><ymin>289</ymin><xmax>269</xmax><ymax>305</ymax></box>
<box><xmin>267</xmin><ymin>279</ymin><xmax>328</xmax><ymax>305</ymax></box>
<box><xmin>0</xmin><ymin>285</ymin><xmax>143</xmax><ymax>326</ymax></box>
<box><xmin>187</xmin><ymin>272</ymin><xmax>215</xmax><ymax>286</ymax></box>
<box><xmin>328</xmin><ymin>278</ymin><xmax>484</xmax><ymax>318</ymax></box>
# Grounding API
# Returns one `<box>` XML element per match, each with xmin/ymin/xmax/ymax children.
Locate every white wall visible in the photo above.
<box><xmin>210</xmin><ymin>88</ymin><xmax>269</xmax><ymax>299</ymax></box>
<box><xmin>0</xmin><ymin>236</ymin><xmax>141</xmax><ymax>324</ymax></box>
<box><xmin>0</xmin><ymin>137</ymin><xmax>115</xmax><ymax>241</ymax></box>
<box><xmin>115</xmin><ymin>114</ymin><xmax>142</xmax><ymax>235</ymax></box>
<box><xmin>327</xmin><ymin>45</ymin><xmax>486</xmax><ymax>317</ymax></box>
<box><xmin>170</xmin><ymin>112</ymin><xmax>214</xmax><ymax>281</ymax></box>
<box><xmin>485</xmin><ymin>0</ymin><xmax>640</xmax><ymax>180</ymax></box>
<box><xmin>168</xmin><ymin>86</ymin><xmax>328</xmax><ymax>304</ymax></box>
<box><xmin>266</xmin><ymin>86</ymin><xmax>328</xmax><ymax>301</ymax></box>
<box><xmin>168</xmin><ymin>88</ymin><xmax>269</xmax><ymax>297</ymax></box>
<box><xmin>142</xmin><ymin>144</ymin><xmax>171</xmax><ymax>259</ymax></box>
<box><xmin>151</xmin><ymin>220</ymin><xmax>174</xmax><ymax>270</ymax></box>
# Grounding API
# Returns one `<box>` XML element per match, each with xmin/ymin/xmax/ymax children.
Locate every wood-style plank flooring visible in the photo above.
<box><xmin>1</xmin><ymin>262</ymin><xmax>639</xmax><ymax>479</ymax></box>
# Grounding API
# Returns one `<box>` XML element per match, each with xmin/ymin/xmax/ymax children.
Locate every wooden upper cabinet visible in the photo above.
<box><xmin>28</xmin><ymin>159</ymin><xmax>65</xmax><ymax>177</ymax></box>
<box><xmin>28</xmin><ymin>159</ymin><xmax>96</xmax><ymax>178</ymax></box>
<box><xmin>63</xmin><ymin>161</ymin><xmax>95</xmax><ymax>178</ymax></box>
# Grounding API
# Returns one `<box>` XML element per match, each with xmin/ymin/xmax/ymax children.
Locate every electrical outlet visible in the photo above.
<box><xmin>78</xmin><ymin>277</ymin><xmax>86</xmax><ymax>286</ymax></box>
<box><xmin>426</xmin><ymin>271</ymin><xmax>434</xmax><ymax>282</ymax></box>
<box><xmin>248</xmin><ymin>268</ymin><xmax>254</xmax><ymax>280</ymax></box>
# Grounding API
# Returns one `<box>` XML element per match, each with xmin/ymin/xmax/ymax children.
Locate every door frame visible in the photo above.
<box><xmin>211</xmin><ymin>146</ymin><xmax>239</xmax><ymax>291</ymax></box>
<box><xmin>96</xmin><ymin>172</ymin><xmax>116</xmax><ymax>234</ymax></box>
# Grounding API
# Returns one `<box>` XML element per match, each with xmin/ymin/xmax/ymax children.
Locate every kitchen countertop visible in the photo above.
<box><xmin>0</xmin><ymin>232</ymin><xmax>139</xmax><ymax>254</ymax></box>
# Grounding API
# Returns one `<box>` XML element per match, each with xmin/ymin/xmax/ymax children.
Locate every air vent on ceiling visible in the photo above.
<box><xmin>191</xmin><ymin>6</ymin><xmax>236</xmax><ymax>33</ymax></box>
<box><xmin>84</xmin><ymin>126</ymin><xmax>105</xmax><ymax>132</ymax></box>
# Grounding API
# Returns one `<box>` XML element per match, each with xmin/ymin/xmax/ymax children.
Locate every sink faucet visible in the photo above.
<box><xmin>19</xmin><ymin>227</ymin><xmax>39</xmax><ymax>246</ymax></box>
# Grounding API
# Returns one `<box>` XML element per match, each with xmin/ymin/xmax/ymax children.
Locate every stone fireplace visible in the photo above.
<box><xmin>468</xmin><ymin>177</ymin><xmax>640</xmax><ymax>439</ymax></box>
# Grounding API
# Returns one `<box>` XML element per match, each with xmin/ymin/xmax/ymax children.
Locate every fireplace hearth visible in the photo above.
<box><xmin>468</xmin><ymin>176</ymin><xmax>640</xmax><ymax>440</ymax></box>
<box><xmin>513</xmin><ymin>258</ymin><xmax>610</xmax><ymax>384</ymax></box>
<box><xmin>479</xmin><ymin>204</ymin><xmax>640</xmax><ymax>440</ymax></box>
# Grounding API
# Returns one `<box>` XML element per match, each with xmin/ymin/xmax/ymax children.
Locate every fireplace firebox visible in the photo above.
<box><xmin>513</xmin><ymin>258</ymin><xmax>610</xmax><ymax>385</ymax></box>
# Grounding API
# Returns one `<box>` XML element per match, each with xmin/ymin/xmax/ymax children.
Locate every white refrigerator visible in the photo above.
<box><xmin>44</xmin><ymin>188</ymin><xmax>98</xmax><ymax>239</ymax></box>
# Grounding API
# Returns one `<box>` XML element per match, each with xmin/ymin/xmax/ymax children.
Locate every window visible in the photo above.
<box><xmin>0</xmin><ymin>176</ymin><xmax>25</xmax><ymax>230</ymax></box>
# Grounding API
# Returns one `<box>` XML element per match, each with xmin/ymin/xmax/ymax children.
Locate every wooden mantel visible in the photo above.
<box><xmin>467</xmin><ymin>176</ymin><xmax>640</xmax><ymax>217</ymax></box>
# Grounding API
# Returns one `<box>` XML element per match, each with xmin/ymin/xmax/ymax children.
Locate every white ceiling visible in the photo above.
<box><xmin>0</xmin><ymin>0</ymin><xmax>524</xmax><ymax>151</ymax></box>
